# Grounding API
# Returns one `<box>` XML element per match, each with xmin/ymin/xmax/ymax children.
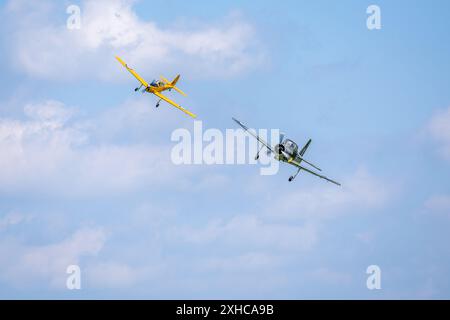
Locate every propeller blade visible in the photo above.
<box><xmin>279</xmin><ymin>132</ymin><xmax>285</xmax><ymax>144</ymax></box>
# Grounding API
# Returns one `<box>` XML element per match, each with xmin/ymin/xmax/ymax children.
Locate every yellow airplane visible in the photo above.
<box><xmin>115</xmin><ymin>56</ymin><xmax>196</xmax><ymax>118</ymax></box>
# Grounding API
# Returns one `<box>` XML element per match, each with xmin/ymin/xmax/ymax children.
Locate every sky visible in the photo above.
<box><xmin>0</xmin><ymin>0</ymin><xmax>449</xmax><ymax>299</ymax></box>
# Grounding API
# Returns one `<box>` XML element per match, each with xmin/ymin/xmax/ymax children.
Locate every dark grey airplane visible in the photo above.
<box><xmin>232</xmin><ymin>118</ymin><xmax>341</xmax><ymax>186</ymax></box>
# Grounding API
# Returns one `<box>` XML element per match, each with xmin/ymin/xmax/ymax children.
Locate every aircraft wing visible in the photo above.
<box><xmin>153</xmin><ymin>91</ymin><xmax>196</xmax><ymax>118</ymax></box>
<box><xmin>294</xmin><ymin>155</ymin><xmax>322</xmax><ymax>172</ymax></box>
<box><xmin>115</xmin><ymin>56</ymin><xmax>149</xmax><ymax>88</ymax></box>
<box><xmin>288</xmin><ymin>158</ymin><xmax>341</xmax><ymax>186</ymax></box>
<box><xmin>232</xmin><ymin>118</ymin><xmax>274</xmax><ymax>153</ymax></box>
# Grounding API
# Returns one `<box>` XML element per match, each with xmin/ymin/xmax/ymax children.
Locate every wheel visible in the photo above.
<box><xmin>255</xmin><ymin>155</ymin><xmax>259</xmax><ymax>160</ymax></box>
<box><xmin>288</xmin><ymin>176</ymin><xmax>293</xmax><ymax>182</ymax></box>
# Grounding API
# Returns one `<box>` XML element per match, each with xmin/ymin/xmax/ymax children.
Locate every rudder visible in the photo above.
<box><xmin>171</xmin><ymin>75</ymin><xmax>180</xmax><ymax>86</ymax></box>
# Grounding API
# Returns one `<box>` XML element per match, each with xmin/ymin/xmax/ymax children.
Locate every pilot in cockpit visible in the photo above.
<box><xmin>283</xmin><ymin>139</ymin><xmax>299</xmax><ymax>155</ymax></box>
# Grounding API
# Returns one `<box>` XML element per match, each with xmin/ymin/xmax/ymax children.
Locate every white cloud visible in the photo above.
<box><xmin>5</xmin><ymin>0</ymin><xmax>265</xmax><ymax>80</ymax></box>
<box><xmin>199</xmin><ymin>252</ymin><xmax>281</xmax><ymax>273</ymax></box>
<box><xmin>0</xmin><ymin>99</ymin><xmax>187</xmax><ymax>196</ymax></box>
<box><xmin>427</xmin><ymin>106</ymin><xmax>450</xmax><ymax>160</ymax></box>
<box><xmin>0</xmin><ymin>168</ymin><xmax>392</xmax><ymax>291</ymax></box>
<box><xmin>85</xmin><ymin>262</ymin><xmax>138</xmax><ymax>288</ymax></box>
<box><xmin>24</xmin><ymin>100</ymin><xmax>74</xmax><ymax>125</ymax></box>
<box><xmin>0</xmin><ymin>212</ymin><xmax>32</xmax><ymax>230</ymax></box>
<box><xmin>0</xmin><ymin>100</ymin><xmax>394</xmax><ymax>291</ymax></box>
<box><xmin>156</xmin><ymin>168</ymin><xmax>391</xmax><ymax>275</ymax></box>
<box><xmin>91</xmin><ymin>96</ymin><xmax>181</xmax><ymax>141</ymax></box>
<box><xmin>171</xmin><ymin>215</ymin><xmax>318</xmax><ymax>253</ymax></box>
<box><xmin>0</xmin><ymin>227</ymin><xmax>106</xmax><ymax>288</ymax></box>
<box><xmin>266</xmin><ymin>167</ymin><xmax>390</xmax><ymax>220</ymax></box>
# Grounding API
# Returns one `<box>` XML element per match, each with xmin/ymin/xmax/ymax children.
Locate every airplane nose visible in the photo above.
<box><xmin>275</xmin><ymin>144</ymin><xmax>285</xmax><ymax>155</ymax></box>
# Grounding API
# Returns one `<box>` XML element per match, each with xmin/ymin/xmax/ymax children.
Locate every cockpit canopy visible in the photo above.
<box><xmin>150</xmin><ymin>80</ymin><xmax>163</xmax><ymax>87</ymax></box>
<box><xmin>282</xmin><ymin>139</ymin><xmax>298</xmax><ymax>155</ymax></box>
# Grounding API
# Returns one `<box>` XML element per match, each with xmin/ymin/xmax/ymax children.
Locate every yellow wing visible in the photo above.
<box><xmin>153</xmin><ymin>91</ymin><xmax>196</xmax><ymax>118</ymax></box>
<box><xmin>115</xmin><ymin>56</ymin><xmax>149</xmax><ymax>88</ymax></box>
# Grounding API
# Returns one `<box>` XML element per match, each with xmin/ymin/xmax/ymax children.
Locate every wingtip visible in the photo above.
<box><xmin>115</xmin><ymin>56</ymin><xmax>125</xmax><ymax>66</ymax></box>
<box><xmin>187</xmin><ymin>110</ymin><xmax>197</xmax><ymax>118</ymax></box>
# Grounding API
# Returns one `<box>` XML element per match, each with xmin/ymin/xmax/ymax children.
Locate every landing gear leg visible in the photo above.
<box><xmin>156</xmin><ymin>99</ymin><xmax>161</xmax><ymax>108</ymax></box>
<box><xmin>255</xmin><ymin>144</ymin><xmax>265</xmax><ymax>160</ymax></box>
<box><xmin>289</xmin><ymin>168</ymin><xmax>301</xmax><ymax>182</ymax></box>
<box><xmin>135</xmin><ymin>84</ymin><xmax>143</xmax><ymax>92</ymax></box>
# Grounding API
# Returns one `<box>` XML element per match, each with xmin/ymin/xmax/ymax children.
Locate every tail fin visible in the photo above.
<box><xmin>171</xmin><ymin>75</ymin><xmax>180</xmax><ymax>86</ymax></box>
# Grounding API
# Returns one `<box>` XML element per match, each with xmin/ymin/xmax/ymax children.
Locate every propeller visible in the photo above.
<box><xmin>277</xmin><ymin>145</ymin><xmax>289</xmax><ymax>160</ymax></box>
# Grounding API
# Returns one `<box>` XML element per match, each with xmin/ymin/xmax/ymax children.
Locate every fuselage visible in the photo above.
<box><xmin>145</xmin><ymin>80</ymin><xmax>169</xmax><ymax>93</ymax></box>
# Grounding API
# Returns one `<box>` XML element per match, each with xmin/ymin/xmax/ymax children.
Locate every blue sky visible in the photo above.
<box><xmin>0</xmin><ymin>0</ymin><xmax>450</xmax><ymax>299</ymax></box>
